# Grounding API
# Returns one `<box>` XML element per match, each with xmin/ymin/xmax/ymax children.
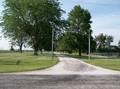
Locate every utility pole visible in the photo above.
<box><xmin>89</xmin><ymin>29</ymin><xmax>90</xmax><ymax>62</ymax></box>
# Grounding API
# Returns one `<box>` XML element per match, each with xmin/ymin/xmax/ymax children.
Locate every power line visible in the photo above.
<box><xmin>60</xmin><ymin>0</ymin><xmax>120</xmax><ymax>7</ymax></box>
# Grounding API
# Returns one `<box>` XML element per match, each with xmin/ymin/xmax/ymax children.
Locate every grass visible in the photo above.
<box><xmin>61</xmin><ymin>52</ymin><xmax>120</xmax><ymax>71</ymax></box>
<box><xmin>0</xmin><ymin>52</ymin><xmax>59</xmax><ymax>73</ymax></box>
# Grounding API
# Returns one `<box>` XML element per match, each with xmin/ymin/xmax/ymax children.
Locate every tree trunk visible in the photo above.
<box><xmin>87</xmin><ymin>50</ymin><xmax>88</xmax><ymax>55</ymax></box>
<box><xmin>20</xmin><ymin>46</ymin><xmax>22</xmax><ymax>53</ymax></box>
<box><xmin>40</xmin><ymin>50</ymin><xmax>42</xmax><ymax>54</ymax></box>
<box><xmin>34</xmin><ymin>50</ymin><xmax>38</xmax><ymax>55</ymax></box>
<box><xmin>40</xmin><ymin>48</ymin><xmax>42</xmax><ymax>54</ymax></box>
<box><xmin>79</xmin><ymin>48</ymin><xmax>81</xmax><ymax>56</ymax></box>
<box><xmin>34</xmin><ymin>44</ymin><xmax>38</xmax><ymax>55</ymax></box>
<box><xmin>20</xmin><ymin>43</ymin><xmax>23</xmax><ymax>53</ymax></box>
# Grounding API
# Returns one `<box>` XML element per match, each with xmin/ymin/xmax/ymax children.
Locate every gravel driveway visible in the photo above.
<box><xmin>12</xmin><ymin>53</ymin><xmax>120</xmax><ymax>75</ymax></box>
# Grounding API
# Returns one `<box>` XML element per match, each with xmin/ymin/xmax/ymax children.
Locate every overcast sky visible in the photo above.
<box><xmin>0</xmin><ymin>0</ymin><xmax>120</xmax><ymax>50</ymax></box>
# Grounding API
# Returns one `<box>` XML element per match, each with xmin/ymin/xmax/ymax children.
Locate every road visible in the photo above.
<box><xmin>0</xmin><ymin>74</ymin><xmax>120</xmax><ymax>89</ymax></box>
<box><xmin>0</xmin><ymin>53</ymin><xmax>120</xmax><ymax>89</ymax></box>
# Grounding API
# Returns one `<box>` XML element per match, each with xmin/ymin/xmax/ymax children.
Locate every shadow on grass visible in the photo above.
<box><xmin>1</xmin><ymin>60</ymin><xmax>21</xmax><ymax>65</ymax></box>
<box><xmin>16</xmin><ymin>60</ymin><xmax>21</xmax><ymax>65</ymax></box>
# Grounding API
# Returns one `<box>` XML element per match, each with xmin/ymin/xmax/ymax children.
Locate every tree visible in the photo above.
<box><xmin>57</xmin><ymin>32</ymin><xmax>76</xmax><ymax>52</ymax></box>
<box><xmin>106</xmin><ymin>35</ymin><xmax>113</xmax><ymax>48</ymax></box>
<box><xmin>39</xmin><ymin>25</ymin><xmax>52</xmax><ymax>54</ymax></box>
<box><xmin>95</xmin><ymin>33</ymin><xmax>114</xmax><ymax>52</ymax></box>
<box><xmin>10</xmin><ymin>32</ymin><xmax>29</xmax><ymax>53</ymax></box>
<box><xmin>2</xmin><ymin>24</ymin><xmax>28</xmax><ymax>53</ymax></box>
<box><xmin>1</xmin><ymin>0</ymin><xmax>30</xmax><ymax>53</ymax></box>
<box><xmin>67</xmin><ymin>5</ymin><xmax>92</xmax><ymax>56</ymax></box>
<box><xmin>10</xmin><ymin>46</ymin><xmax>14</xmax><ymax>51</ymax></box>
<box><xmin>118</xmin><ymin>40</ymin><xmax>120</xmax><ymax>48</ymax></box>
<box><xmin>95</xmin><ymin>33</ymin><xmax>107</xmax><ymax>49</ymax></box>
<box><xmin>81</xmin><ymin>35</ymin><xmax>96</xmax><ymax>54</ymax></box>
<box><xmin>90</xmin><ymin>36</ymin><xmax>97</xmax><ymax>52</ymax></box>
<box><xmin>57</xmin><ymin>31</ymin><xmax>96</xmax><ymax>54</ymax></box>
<box><xmin>1</xmin><ymin>0</ymin><xmax>65</xmax><ymax>55</ymax></box>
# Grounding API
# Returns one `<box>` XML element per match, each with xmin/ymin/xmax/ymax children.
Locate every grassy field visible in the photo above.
<box><xmin>61</xmin><ymin>53</ymin><xmax>120</xmax><ymax>71</ymax></box>
<box><xmin>0</xmin><ymin>52</ymin><xmax>59</xmax><ymax>73</ymax></box>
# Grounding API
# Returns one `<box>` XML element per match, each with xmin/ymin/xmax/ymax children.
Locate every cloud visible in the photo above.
<box><xmin>91</xmin><ymin>13</ymin><xmax>120</xmax><ymax>45</ymax></box>
<box><xmin>92</xmin><ymin>13</ymin><xmax>120</xmax><ymax>32</ymax></box>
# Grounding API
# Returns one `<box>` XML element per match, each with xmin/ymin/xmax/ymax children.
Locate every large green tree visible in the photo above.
<box><xmin>1</xmin><ymin>0</ymin><xmax>65</xmax><ymax>55</ymax></box>
<box><xmin>57</xmin><ymin>31</ymin><xmax>96</xmax><ymax>54</ymax></box>
<box><xmin>67</xmin><ymin>5</ymin><xmax>92</xmax><ymax>56</ymax></box>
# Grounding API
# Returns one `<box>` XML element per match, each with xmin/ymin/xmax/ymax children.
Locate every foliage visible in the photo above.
<box><xmin>66</xmin><ymin>5</ymin><xmax>92</xmax><ymax>56</ymax></box>
<box><xmin>10</xmin><ymin>46</ymin><xmax>14</xmax><ymax>51</ymax></box>
<box><xmin>118</xmin><ymin>40</ymin><xmax>120</xmax><ymax>48</ymax></box>
<box><xmin>106</xmin><ymin>35</ymin><xmax>113</xmax><ymax>47</ymax></box>
<box><xmin>57</xmin><ymin>31</ymin><xmax>96</xmax><ymax>54</ymax></box>
<box><xmin>57</xmin><ymin>32</ymin><xmax>76</xmax><ymax>52</ymax></box>
<box><xmin>95</xmin><ymin>33</ymin><xmax>114</xmax><ymax>52</ymax></box>
<box><xmin>1</xmin><ymin>0</ymin><xmax>65</xmax><ymax>55</ymax></box>
<box><xmin>1</xmin><ymin>23</ymin><xmax>29</xmax><ymax>53</ymax></box>
<box><xmin>56</xmin><ymin>5</ymin><xmax>96</xmax><ymax>55</ymax></box>
<box><xmin>95</xmin><ymin>33</ymin><xmax>107</xmax><ymax>49</ymax></box>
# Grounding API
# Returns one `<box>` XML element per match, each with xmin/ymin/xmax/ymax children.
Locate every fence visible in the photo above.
<box><xmin>91</xmin><ymin>52</ymin><xmax>120</xmax><ymax>62</ymax></box>
<box><xmin>91</xmin><ymin>52</ymin><xmax>120</xmax><ymax>58</ymax></box>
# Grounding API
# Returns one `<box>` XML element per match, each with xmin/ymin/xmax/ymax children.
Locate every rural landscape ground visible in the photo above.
<box><xmin>0</xmin><ymin>52</ymin><xmax>120</xmax><ymax>89</ymax></box>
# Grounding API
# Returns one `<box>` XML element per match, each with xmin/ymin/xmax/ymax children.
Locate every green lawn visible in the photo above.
<box><xmin>0</xmin><ymin>52</ymin><xmax>59</xmax><ymax>73</ymax></box>
<box><xmin>61</xmin><ymin>53</ymin><xmax>120</xmax><ymax>71</ymax></box>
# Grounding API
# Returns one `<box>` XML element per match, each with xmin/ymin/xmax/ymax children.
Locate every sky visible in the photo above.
<box><xmin>0</xmin><ymin>0</ymin><xmax>120</xmax><ymax>50</ymax></box>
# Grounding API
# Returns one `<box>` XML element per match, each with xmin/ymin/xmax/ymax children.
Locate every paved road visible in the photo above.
<box><xmin>0</xmin><ymin>53</ymin><xmax>120</xmax><ymax>89</ymax></box>
<box><xmin>0</xmin><ymin>74</ymin><xmax>120</xmax><ymax>89</ymax></box>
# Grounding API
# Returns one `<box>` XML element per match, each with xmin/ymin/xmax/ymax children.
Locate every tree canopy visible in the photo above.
<box><xmin>56</xmin><ymin>5</ymin><xmax>96</xmax><ymax>56</ymax></box>
<box><xmin>95</xmin><ymin>33</ymin><xmax>114</xmax><ymax>52</ymax></box>
<box><xmin>1</xmin><ymin>0</ymin><xmax>65</xmax><ymax>55</ymax></box>
<box><xmin>3</xmin><ymin>1</ymin><xmax>118</xmax><ymax>55</ymax></box>
<box><xmin>67</xmin><ymin>5</ymin><xmax>92</xmax><ymax>56</ymax></box>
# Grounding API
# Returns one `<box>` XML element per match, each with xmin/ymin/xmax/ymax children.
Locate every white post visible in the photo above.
<box><xmin>89</xmin><ymin>29</ymin><xmax>90</xmax><ymax>62</ymax></box>
<box><xmin>51</xmin><ymin>28</ymin><xmax>54</xmax><ymax>60</ymax></box>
